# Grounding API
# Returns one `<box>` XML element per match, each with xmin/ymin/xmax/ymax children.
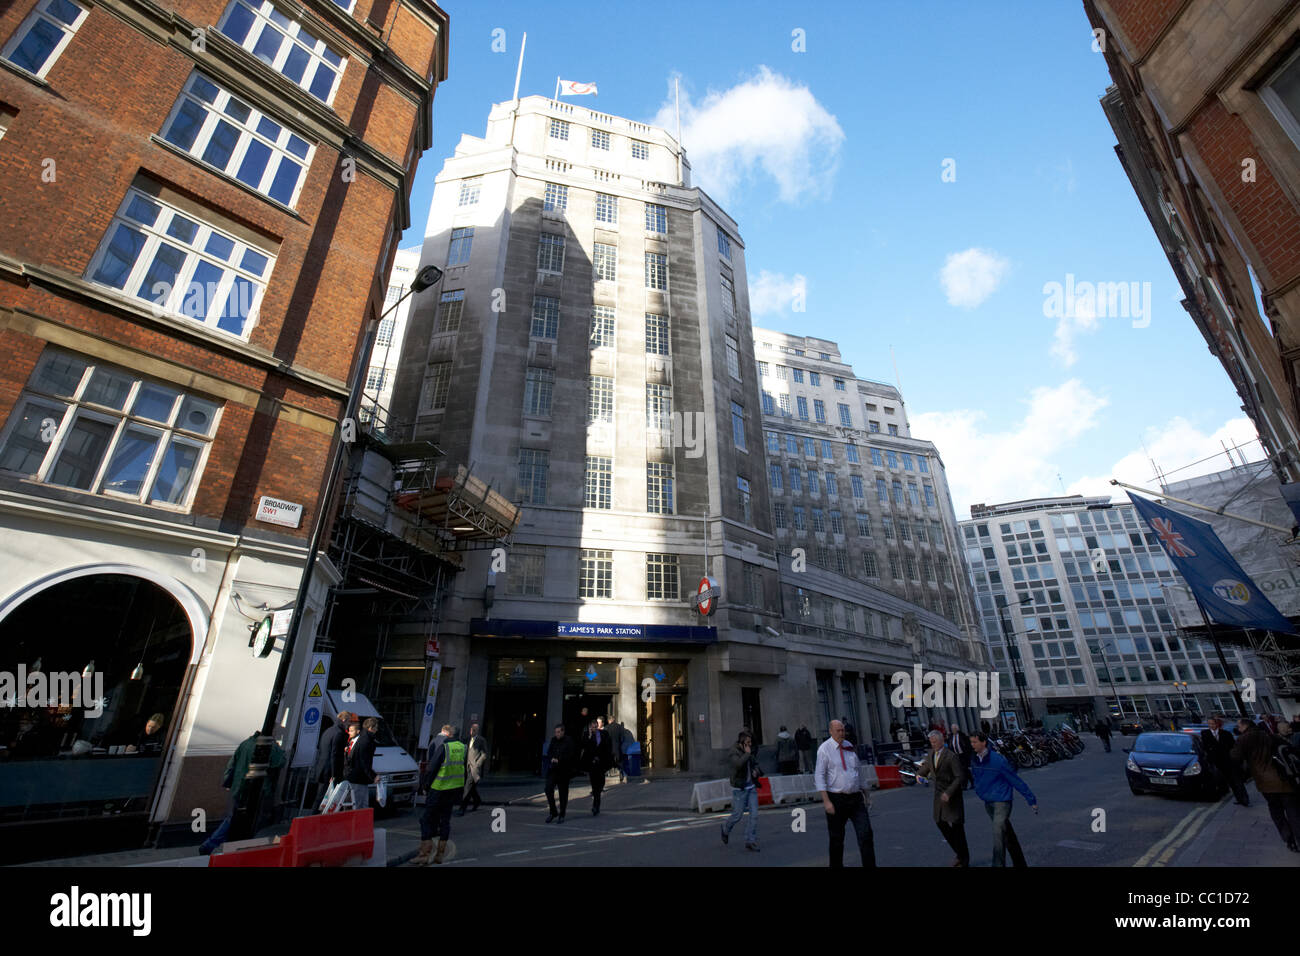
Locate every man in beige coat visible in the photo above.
<box><xmin>917</xmin><ymin>729</ymin><xmax>969</xmax><ymax>866</ymax></box>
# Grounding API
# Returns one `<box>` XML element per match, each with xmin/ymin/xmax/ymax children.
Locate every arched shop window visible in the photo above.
<box><xmin>0</xmin><ymin>573</ymin><xmax>192</xmax><ymax>834</ymax></box>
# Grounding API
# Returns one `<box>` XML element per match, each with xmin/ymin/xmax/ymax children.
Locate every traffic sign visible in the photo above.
<box><xmin>696</xmin><ymin>576</ymin><xmax>720</xmax><ymax>616</ymax></box>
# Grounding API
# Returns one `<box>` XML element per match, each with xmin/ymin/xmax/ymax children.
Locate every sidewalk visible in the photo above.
<box><xmin>1171</xmin><ymin>781</ymin><xmax>1300</xmax><ymax>867</ymax></box>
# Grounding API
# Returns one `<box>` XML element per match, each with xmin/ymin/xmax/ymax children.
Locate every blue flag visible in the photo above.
<box><xmin>1127</xmin><ymin>492</ymin><xmax>1294</xmax><ymax>633</ymax></box>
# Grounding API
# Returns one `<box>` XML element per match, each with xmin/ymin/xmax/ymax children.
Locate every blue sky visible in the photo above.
<box><xmin>401</xmin><ymin>0</ymin><xmax>1260</xmax><ymax>517</ymax></box>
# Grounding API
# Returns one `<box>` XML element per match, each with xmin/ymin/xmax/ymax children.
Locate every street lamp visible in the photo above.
<box><xmin>1172</xmin><ymin>680</ymin><xmax>1195</xmax><ymax>719</ymax></box>
<box><xmin>995</xmin><ymin>592</ymin><xmax>1033</xmax><ymax>726</ymax></box>
<box><xmin>1099</xmin><ymin>639</ymin><xmax>1125</xmax><ymax>720</ymax></box>
<box><xmin>230</xmin><ymin>263</ymin><xmax>444</xmax><ymax>843</ymax></box>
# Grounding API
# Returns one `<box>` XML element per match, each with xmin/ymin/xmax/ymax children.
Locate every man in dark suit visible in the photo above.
<box><xmin>1202</xmin><ymin>716</ymin><xmax>1247</xmax><ymax>806</ymax></box>
<box><xmin>544</xmin><ymin>724</ymin><xmax>578</xmax><ymax>823</ymax></box>
<box><xmin>918</xmin><ymin>729</ymin><xmax>969</xmax><ymax>866</ymax></box>
<box><xmin>341</xmin><ymin>718</ymin><xmax>376</xmax><ymax>809</ymax></box>
<box><xmin>581</xmin><ymin>718</ymin><xmax>614</xmax><ymax>816</ymax></box>
<box><xmin>311</xmin><ymin>711</ymin><xmax>350</xmax><ymax>812</ymax></box>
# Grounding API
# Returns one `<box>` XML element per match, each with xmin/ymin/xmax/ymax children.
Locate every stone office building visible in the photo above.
<box><xmin>386</xmin><ymin>97</ymin><xmax>988</xmax><ymax>773</ymax></box>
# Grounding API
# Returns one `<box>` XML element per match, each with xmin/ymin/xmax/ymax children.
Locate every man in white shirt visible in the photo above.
<box><xmin>815</xmin><ymin>719</ymin><xmax>876</xmax><ymax>867</ymax></box>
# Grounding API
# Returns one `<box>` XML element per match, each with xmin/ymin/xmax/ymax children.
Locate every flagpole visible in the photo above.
<box><xmin>674</xmin><ymin>76</ymin><xmax>682</xmax><ymax>185</ymax></box>
<box><xmin>512</xmin><ymin>32</ymin><xmax>526</xmax><ymax>102</ymax></box>
<box><xmin>554</xmin><ymin>76</ymin><xmax>560</xmax><ymax>101</ymax></box>
<box><xmin>1109</xmin><ymin>478</ymin><xmax>1293</xmax><ymax>535</ymax></box>
<box><xmin>1191</xmin><ymin>591</ymin><xmax>1250</xmax><ymax>719</ymax></box>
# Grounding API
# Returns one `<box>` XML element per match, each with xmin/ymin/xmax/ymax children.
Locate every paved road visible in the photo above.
<box><xmin>383</xmin><ymin>741</ymin><xmax>1229</xmax><ymax>867</ymax></box>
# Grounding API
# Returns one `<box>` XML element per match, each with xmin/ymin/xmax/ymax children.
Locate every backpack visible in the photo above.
<box><xmin>1272</xmin><ymin>739</ymin><xmax>1300</xmax><ymax>789</ymax></box>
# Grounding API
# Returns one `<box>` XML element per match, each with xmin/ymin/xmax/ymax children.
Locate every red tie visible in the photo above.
<box><xmin>839</xmin><ymin>743</ymin><xmax>848</xmax><ymax>769</ymax></box>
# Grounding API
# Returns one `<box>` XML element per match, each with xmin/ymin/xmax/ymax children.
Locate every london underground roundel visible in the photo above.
<box><xmin>696</xmin><ymin>576</ymin><xmax>720</xmax><ymax>616</ymax></box>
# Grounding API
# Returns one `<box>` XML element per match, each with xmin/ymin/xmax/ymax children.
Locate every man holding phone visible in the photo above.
<box><xmin>721</xmin><ymin>730</ymin><xmax>762</xmax><ymax>851</ymax></box>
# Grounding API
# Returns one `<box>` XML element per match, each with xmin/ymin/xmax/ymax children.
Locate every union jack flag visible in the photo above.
<box><xmin>1151</xmin><ymin>517</ymin><xmax>1196</xmax><ymax>557</ymax></box>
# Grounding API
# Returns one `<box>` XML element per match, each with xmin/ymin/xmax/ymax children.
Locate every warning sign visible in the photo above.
<box><xmin>292</xmin><ymin>653</ymin><xmax>331</xmax><ymax>768</ymax></box>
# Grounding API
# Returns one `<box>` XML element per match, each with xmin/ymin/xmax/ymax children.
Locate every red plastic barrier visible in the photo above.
<box><xmin>874</xmin><ymin>766</ymin><xmax>903</xmax><ymax>789</ymax></box>
<box><xmin>284</xmin><ymin>808</ymin><xmax>374</xmax><ymax>867</ymax></box>
<box><xmin>208</xmin><ymin>836</ymin><xmax>290</xmax><ymax>867</ymax></box>
<box><xmin>756</xmin><ymin>777</ymin><xmax>773</xmax><ymax>806</ymax></box>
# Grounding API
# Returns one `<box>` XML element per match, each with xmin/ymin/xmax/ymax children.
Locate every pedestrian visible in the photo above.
<box><xmin>815</xmin><ymin>719</ymin><xmax>874</xmax><ymax>867</ymax></box>
<box><xmin>948</xmin><ymin>723</ymin><xmax>973</xmax><ymax>789</ymax></box>
<box><xmin>842</xmin><ymin>719</ymin><xmax>858</xmax><ymax>749</ymax></box>
<box><xmin>544</xmin><ymin>723</ymin><xmax>577</xmax><ymax>823</ymax></box>
<box><xmin>1094</xmin><ymin>717</ymin><xmax>1112</xmax><ymax>753</ymax></box>
<box><xmin>776</xmin><ymin>725</ymin><xmax>798</xmax><ymax>775</ymax></box>
<box><xmin>795</xmin><ymin>725</ymin><xmax>814</xmax><ymax>774</ymax></box>
<box><xmin>1232</xmin><ymin>718</ymin><xmax>1300</xmax><ymax>852</ymax></box>
<box><xmin>581</xmin><ymin>717</ymin><xmax>614</xmax><ymax>815</ymax></box>
<box><xmin>968</xmin><ymin>731</ymin><xmax>1037</xmax><ymax>867</ymax></box>
<box><xmin>460</xmin><ymin>722</ymin><xmax>488</xmax><ymax>816</ymax></box>
<box><xmin>310</xmin><ymin>711</ymin><xmax>350</xmax><ymax>812</ymax></box>
<box><xmin>608</xmin><ymin>715</ymin><xmax>627</xmax><ymax>783</ymax></box>
<box><xmin>720</xmin><ymin>730</ymin><xmax>763</xmax><ymax>851</ymax></box>
<box><xmin>415</xmin><ymin>724</ymin><xmax>464</xmax><ymax>864</ymax></box>
<box><xmin>198</xmin><ymin>731</ymin><xmax>286</xmax><ymax>854</ymax></box>
<box><xmin>339</xmin><ymin>717</ymin><xmax>376</xmax><ymax>810</ymax></box>
<box><xmin>1202</xmin><ymin>716</ymin><xmax>1248</xmax><ymax>806</ymax></box>
<box><xmin>917</xmin><ymin>730</ymin><xmax>969</xmax><ymax>866</ymax></box>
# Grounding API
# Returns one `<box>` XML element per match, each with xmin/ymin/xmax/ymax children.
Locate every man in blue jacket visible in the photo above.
<box><xmin>968</xmin><ymin>731</ymin><xmax>1038</xmax><ymax>867</ymax></box>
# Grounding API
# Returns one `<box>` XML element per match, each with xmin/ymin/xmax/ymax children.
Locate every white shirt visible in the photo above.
<box><xmin>815</xmin><ymin>737</ymin><xmax>862</xmax><ymax>794</ymax></box>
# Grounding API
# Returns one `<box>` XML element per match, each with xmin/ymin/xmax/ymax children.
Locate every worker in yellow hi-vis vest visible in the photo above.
<box><xmin>415</xmin><ymin>724</ymin><xmax>465</xmax><ymax>865</ymax></box>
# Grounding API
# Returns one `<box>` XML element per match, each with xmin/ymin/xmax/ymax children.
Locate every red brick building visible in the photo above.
<box><xmin>0</xmin><ymin>0</ymin><xmax>447</xmax><ymax>858</ymax></box>
<box><xmin>1084</xmin><ymin>0</ymin><xmax>1300</xmax><ymax>483</ymax></box>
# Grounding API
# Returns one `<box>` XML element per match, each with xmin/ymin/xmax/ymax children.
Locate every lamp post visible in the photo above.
<box><xmin>230</xmin><ymin>263</ymin><xmax>443</xmax><ymax>842</ymax></box>
<box><xmin>995</xmin><ymin>592</ymin><xmax>1033</xmax><ymax>726</ymax></box>
<box><xmin>1098</xmin><ymin>640</ymin><xmax>1124</xmax><ymax>720</ymax></box>
<box><xmin>1172</xmin><ymin>680</ymin><xmax>1194</xmax><ymax>719</ymax></box>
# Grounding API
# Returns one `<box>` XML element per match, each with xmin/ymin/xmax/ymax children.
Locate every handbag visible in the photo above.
<box><xmin>375</xmin><ymin>774</ymin><xmax>389</xmax><ymax>808</ymax></box>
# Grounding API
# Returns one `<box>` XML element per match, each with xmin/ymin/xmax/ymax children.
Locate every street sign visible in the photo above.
<box><xmin>417</xmin><ymin>662</ymin><xmax>443</xmax><ymax>751</ymax></box>
<box><xmin>426</xmin><ymin>637</ymin><xmax>440</xmax><ymax>658</ymax></box>
<box><xmin>255</xmin><ymin>495</ymin><xmax>303</xmax><ymax>528</ymax></box>
<box><xmin>695</xmin><ymin>576</ymin><xmax>719</xmax><ymax>616</ymax></box>
<box><xmin>291</xmin><ymin>652</ymin><xmax>331</xmax><ymax>768</ymax></box>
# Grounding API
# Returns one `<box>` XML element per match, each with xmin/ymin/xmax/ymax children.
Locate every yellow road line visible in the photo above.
<box><xmin>1133</xmin><ymin>805</ymin><xmax>1210</xmax><ymax>867</ymax></box>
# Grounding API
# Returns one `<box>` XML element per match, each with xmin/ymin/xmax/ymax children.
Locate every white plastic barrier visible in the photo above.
<box><xmin>770</xmin><ymin>773</ymin><xmax>818</xmax><ymax>804</ymax></box>
<box><xmin>859</xmin><ymin>764</ymin><xmax>879</xmax><ymax>790</ymax></box>
<box><xmin>690</xmin><ymin>779</ymin><xmax>733</xmax><ymax>812</ymax></box>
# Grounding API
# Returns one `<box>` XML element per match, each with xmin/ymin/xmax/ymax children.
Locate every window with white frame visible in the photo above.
<box><xmin>518</xmin><ymin>448</ymin><xmax>548</xmax><ymax>504</ymax></box>
<box><xmin>761</xmin><ymin>391</ymin><xmax>775</xmax><ymax>415</ymax></box>
<box><xmin>421</xmin><ymin>362</ymin><xmax>451</xmax><ymax>411</ymax></box>
<box><xmin>645</xmin><ymin>203</ymin><xmax>667</xmax><ymax>233</ymax></box>
<box><xmin>778</xmin><ymin>394</ymin><xmax>791</xmax><ymax>417</ymax></box>
<box><xmin>646</xmin><ymin>383</ymin><xmax>671</xmax><ymax>430</ymax></box>
<box><xmin>447</xmin><ymin>227</ymin><xmax>473</xmax><ymax>265</ymax></box>
<box><xmin>737</xmin><ymin>475</ymin><xmax>752</xmax><ymax>524</ymax></box>
<box><xmin>0</xmin><ymin>350</ymin><xmax>220</xmax><ymax>508</ymax></box>
<box><xmin>646</xmin><ymin>553</ymin><xmax>679</xmax><ymax>600</ymax></box>
<box><xmin>645</xmin><ymin>252</ymin><xmax>667</xmax><ymax>290</ymax></box>
<box><xmin>436</xmin><ymin>290</ymin><xmax>464</xmax><ymax>332</ymax></box>
<box><xmin>845</xmin><ymin>444</ymin><xmax>859</xmax><ymax>464</ymax></box>
<box><xmin>646</xmin><ymin>461</ymin><xmax>674</xmax><ymax>514</ymax></box>
<box><xmin>549</xmin><ymin>118</ymin><xmax>569</xmax><ymax>140</ymax></box>
<box><xmin>792</xmin><ymin>369</ymin><xmax>804</xmax><ymax>383</ymax></box>
<box><xmin>506</xmin><ymin>547</ymin><xmax>544</xmax><ymax>596</ymax></box>
<box><xmin>383</xmin><ymin>284</ymin><xmax>402</xmax><ymax>308</ymax></box>
<box><xmin>585</xmin><ymin>456</ymin><xmax>612</xmax><ymax>509</ymax></box>
<box><xmin>595</xmin><ymin>192</ymin><xmax>618</xmax><ymax>224</ymax></box>
<box><xmin>645</xmin><ymin>313</ymin><xmax>669</xmax><ymax>355</ymax></box>
<box><xmin>720</xmin><ymin>272</ymin><xmax>737</xmax><ymax>323</ymax></box>
<box><xmin>579</xmin><ymin>549</ymin><xmax>612</xmax><ymax>599</ymax></box>
<box><xmin>725</xmin><ymin>334</ymin><xmax>741</xmax><ymax>380</ymax></box>
<box><xmin>850</xmin><ymin>475</ymin><xmax>864</xmax><ymax>498</ymax></box>
<box><xmin>862</xmin><ymin>551</ymin><xmax>878</xmax><ymax>577</ymax></box>
<box><xmin>813</xmin><ymin>399</ymin><xmax>826</xmax><ymax>423</ymax></box>
<box><xmin>161</xmin><ymin>73</ymin><xmax>314</xmax><ymax>208</ymax></box>
<box><xmin>838</xmin><ymin>403</ymin><xmax>852</xmax><ymax>426</ymax></box>
<box><xmin>773</xmin><ymin>502</ymin><xmax>787</xmax><ymax>528</ymax></box>
<box><xmin>1</xmin><ymin>0</ymin><xmax>87</xmax><ymax>80</ymax></box>
<box><xmin>458</xmin><ymin>177</ymin><xmax>481</xmax><ymax>206</ymax></box>
<box><xmin>544</xmin><ymin>182</ymin><xmax>567</xmax><ymax>211</ymax></box>
<box><xmin>731</xmin><ymin>401</ymin><xmax>747</xmax><ymax>451</ymax></box>
<box><xmin>856</xmin><ymin>512</ymin><xmax>872</xmax><ymax>536</ymax></box>
<box><xmin>630</xmin><ymin>140</ymin><xmax>649</xmax><ymax>160</ymax></box>
<box><xmin>523</xmin><ymin>367</ymin><xmax>553</xmax><ymax>417</ymax></box>
<box><xmin>590</xmin><ymin>128</ymin><xmax>610</xmax><ymax>150</ymax></box>
<box><xmin>217</xmin><ymin>0</ymin><xmax>345</xmax><ymax>104</ymax></box>
<box><xmin>588</xmin><ymin>376</ymin><xmax>613</xmax><ymax>424</ymax></box>
<box><xmin>365</xmin><ymin>365</ymin><xmax>386</xmax><ymax>391</ymax></box>
<box><xmin>590</xmin><ymin>305</ymin><xmax>615</xmax><ymax>349</ymax></box>
<box><xmin>375</xmin><ymin>319</ymin><xmax>393</xmax><ymax>346</ymax></box>
<box><xmin>1261</xmin><ymin>47</ymin><xmax>1300</xmax><ymax>149</ymax></box>
<box><xmin>0</xmin><ymin>106</ymin><xmax>12</xmax><ymax>140</ymax></box>
<box><xmin>769</xmin><ymin>463</ymin><xmax>783</xmax><ymax>492</ymax></box>
<box><xmin>792</xmin><ymin>506</ymin><xmax>806</xmax><ymax>530</ymax></box>
<box><xmin>87</xmin><ymin>184</ymin><xmax>273</xmax><ymax>339</ymax></box>
<box><xmin>834</xmin><ymin>378</ymin><xmax>846</xmax><ymax>391</ymax></box>
<box><xmin>531</xmin><ymin>295</ymin><xmax>559</xmax><ymax>339</ymax></box>
<box><xmin>811</xmin><ymin>508</ymin><xmax>825</xmax><ymax>533</ymax></box>
<box><xmin>593</xmin><ymin>242</ymin><xmax>617</xmax><ymax>282</ymax></box>
<box><xmin>717</xmin><ymin>229</ymin><xmax>731</xmax><ymax>259</ymax></box>
<box><xmin>537</xmin><ymin>233</ymin><xmax>565</xmax><ymax>273</ymax></box>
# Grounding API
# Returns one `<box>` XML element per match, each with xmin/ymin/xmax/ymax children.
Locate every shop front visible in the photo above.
<box><xmin>468</xmin><ymin>619</ymin><xmax>715</xmax><ymax>774</ymax></box>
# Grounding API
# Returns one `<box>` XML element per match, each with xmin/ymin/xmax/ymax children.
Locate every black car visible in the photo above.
<box><xmin>1125</xmin><ymin>732</ymin><xmax>1224</xmax><ymax>798</ymax></box>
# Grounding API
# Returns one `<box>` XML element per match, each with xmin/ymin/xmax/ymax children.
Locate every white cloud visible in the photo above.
<box><xmin>912</xmin><ymin>379</ymin><xmax>1109</xmax><ymax>518</ymax></box>
<box><xmin>939</xmin><ymin>248</ymin><xmax>1010</xmax><ymax>309</ymax></box>
<box><xmin>1050</xmin><ymin>296</ymin><xmax>1099</xmax><ymax>367</ymax></box>
<box><xmin>1066</xmin><ymin>417</ymin><xmax>1264</xmax><ymax>498</ymax></box>
<box><xmin>653</xmin><ymin>68</ymin><xmax>844</xmax><ymax>204</ymax></box>
<box><xmin>748</xmin><ymin>270</ymin><xmax>806</xmax><ymax>315</ymax></box>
